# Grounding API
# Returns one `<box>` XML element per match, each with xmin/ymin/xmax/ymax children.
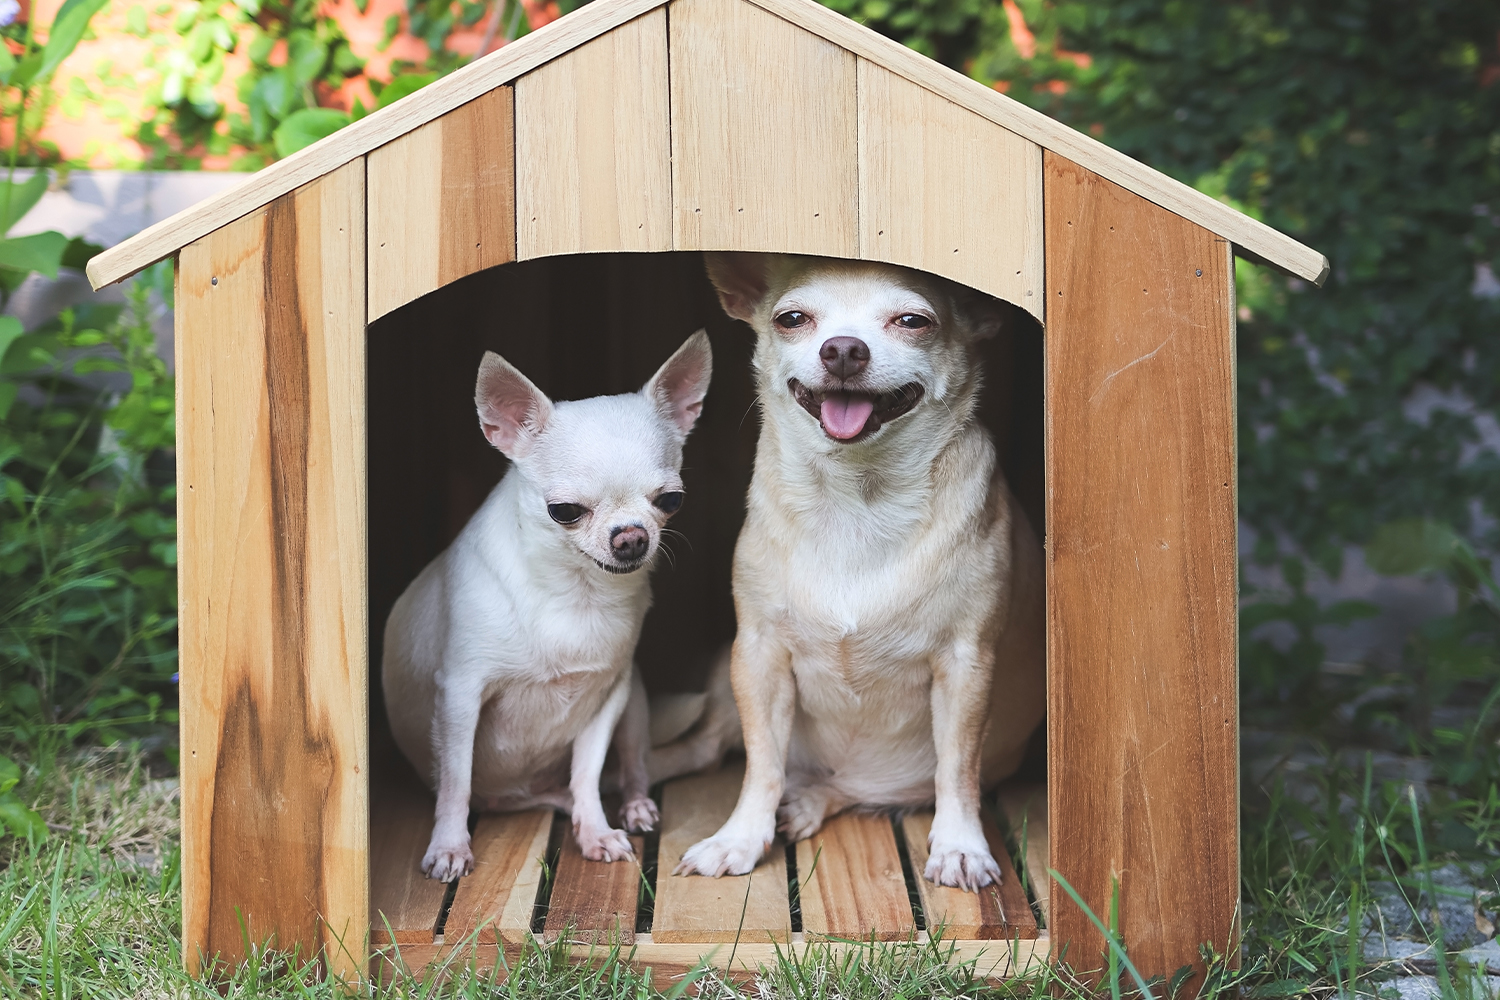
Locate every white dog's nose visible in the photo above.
<box><xmin>610</xmin><ymin>524</ymin><xmax>649</xmax><ymax>562</ymax></box>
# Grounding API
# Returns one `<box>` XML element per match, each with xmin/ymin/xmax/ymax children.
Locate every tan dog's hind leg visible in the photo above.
<box><xmin>927</xmin><ymin>634</ymin><xmax>1003</xmax><ymax>891</ymax></box>
<box><xmin>675</xmin><ymin>629</ymin><xmax>793</xmax><ymax>877</ymax></box>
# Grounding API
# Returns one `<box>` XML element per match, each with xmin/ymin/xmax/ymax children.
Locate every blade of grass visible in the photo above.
<box><xmin>1050</xmin><ymin>867</ymin><xmax>1157</xmax><ymax>1000</ymax></box>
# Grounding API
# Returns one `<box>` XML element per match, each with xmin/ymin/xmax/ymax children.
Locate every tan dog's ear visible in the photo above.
<box><xmin>643</xmin><ymin>329</ymin><xmax>714</xmax><ymax>438</ymax></box>
<box><xmin>475</xmin><ymin>351</ymin><xmax>554</xmax><ymax>458</ymax></box>
<box><xmin>956</xmin><ymin>290</ymin><xmax>1006</xmax><ymax>341</ymax></box>
<box><xmin>703</xmin><ymin>252</ymin><xmax>771</xmax><ymax>322</ymax></box>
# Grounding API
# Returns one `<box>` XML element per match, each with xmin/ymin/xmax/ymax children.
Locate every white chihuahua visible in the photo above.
<box><xmin>383</xmin><ymin>331</ymin><xmax>713</xmax><ymax>881</ymax></box>
<box><xmin>675</xmin><ymin>254</ymin><xmax>1045</xmax><ymax>891</ymax></box>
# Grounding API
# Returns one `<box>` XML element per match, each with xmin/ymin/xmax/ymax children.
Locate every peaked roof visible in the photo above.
<box><xmin>86</xmin><ymin>0</ymin><xmax>1328</xmax><ymax>291</ymax></box>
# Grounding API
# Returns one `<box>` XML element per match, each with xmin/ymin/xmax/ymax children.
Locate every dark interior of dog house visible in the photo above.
<box><xmin>363</xmin><ymin>251</ymin><xmax>1048</xmax><ymax>945</ymax></box>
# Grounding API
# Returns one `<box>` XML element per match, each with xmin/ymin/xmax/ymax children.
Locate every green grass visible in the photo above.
<box><xmin>1</xmin><ymin>743</ymin><xmax>1496</xmax><ymax>1000</ymax></box>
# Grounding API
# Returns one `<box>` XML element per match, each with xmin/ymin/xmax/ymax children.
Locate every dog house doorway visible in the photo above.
<box><xmin>365</xmin><ymin>251</ymin><xmax>1048</xmax><ymax>961</ymax></box>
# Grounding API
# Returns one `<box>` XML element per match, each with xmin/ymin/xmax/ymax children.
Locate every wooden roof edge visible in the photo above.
<box><xmin>85</xmin><ymin>0</ymin><xmax>668</xmax><ymax>290</ymax></box>
<box><xmin>88</xmin><ymin>0</ymin><xmax>1328</xmax><ymax>291</ymax></box>
<box><xmin>747</xmin><ymin>0</ymin><xmax>1329</xmax><ymax>286</ymax></box>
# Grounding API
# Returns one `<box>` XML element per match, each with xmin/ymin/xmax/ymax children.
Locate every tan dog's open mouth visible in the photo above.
<box><xmin>789</xmin><ymin>379</ymin><xmax>924</xmax><ymax>443</ymax></box>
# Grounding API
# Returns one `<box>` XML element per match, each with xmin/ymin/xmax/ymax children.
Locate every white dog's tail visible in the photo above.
<box><xmin>646</xmin><ymin>645</ymin><xmax>742</xmax><ymax>785</ymax></box>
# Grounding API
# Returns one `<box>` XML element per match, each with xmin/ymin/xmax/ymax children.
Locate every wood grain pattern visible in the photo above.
<box><xmin>669</xmin><ymin>0</ymin><xmax>857</xmax><ymax>256</ymax></box>
<box><xmin>858</xmin><ymin>59</ymin><xmax>1043</xmax><ymax>320</ymax></box>
<box><xmin>515</xmin><ymin>9</ymin><xmax>670</xmax><ymax>257</ymax></box>
<box><xmin>900</xmin><ymin>812</ymin><xmax>1036</xmax><ymax>940</ymax></box>
<box><xmin>177</xmin><ymin>159</ymin><xmax>367</xmax><ymax>977</ymax></box>
<box><xmin>995</xmin><ymin>783</ymin><xmax>1050</xmax><ymax>927</ymax></box>
<box><xmin>654</xmin><ymin>766</ymin><xmax>791</xmax><ymax>943</ymax></box>
<box><xmin>367</xmin><ymin>87</ymin><xmax>515</xmax><ymax>320</ymax></box>
<box><xmin>89</xmin><ymin>0</ymin><xmax>1324</xmax><ymax>292</ymax></box>
<box><xmin>542</xmin><ymin>825</ymin><xmax>643</xmax><ymax>943</ymax></box>
<box><xmin>444</xmin><ymin>810</ymin><xmax>554</xmax><ymax>944</ymax></box>
<box><xmin>1044</xmin><ymin>151</ymin><xmax>1238</xmax><ymax>985</ymax></box>
<box><xmin>796</xmin><ymin>813</ymin><xmax>914</xmax><ymax>940</ymax></box>
<box><xmin>369</xmin><ymin>767</ymin><xmax>447</xmax><ymax>945</ymax></box>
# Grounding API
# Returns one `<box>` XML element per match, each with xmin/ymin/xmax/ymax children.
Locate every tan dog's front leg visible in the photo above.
<box><xmin>675</xmin><ymin>629</ymin><xmax>792</xmax><ymax>877</ymax></box>
<box><xmin>927</xmin><ymin>636</ymin><xmax>1001</xmax><ymax>891</ymax></box>
<box><xmin>571</xmin><ymin>671</ymin><xmax>636</xmax><ymax>862</ymax></box>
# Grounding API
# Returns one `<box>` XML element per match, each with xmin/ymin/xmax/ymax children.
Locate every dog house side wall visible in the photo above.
<box><xmin>176</xmin><ymin>160</ymin><xmax>369</xmax><ymax>977</ymax></box>
<box><xmin>1043</xmin><ymin>151</ymin><xmax>1240</xmax><ymax>985</ymax></box>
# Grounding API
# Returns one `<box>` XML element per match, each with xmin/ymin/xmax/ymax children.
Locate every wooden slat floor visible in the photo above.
<box><xmin>369</xmin><ymin>761</ymin><xmax>1048</xmax><ymax>979</ymax></box>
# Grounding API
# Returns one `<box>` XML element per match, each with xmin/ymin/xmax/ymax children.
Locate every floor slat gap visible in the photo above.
<box><xmin>889</xmin><ymin>811</ymin><xmax>927</xmax><ymax>931</ymax></box>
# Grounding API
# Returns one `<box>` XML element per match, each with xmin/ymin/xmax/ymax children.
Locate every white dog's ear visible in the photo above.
<box><xmin>475</xmin><ymin>351</ymin><xmax>554</xmax><ymax>458</ymax></box>
<box><xmin>644</xmin><ymin>330</ymin><xmax>713</xmax><ymax>438</ymax></box>
<box><xmin>703</xmin><ymin>252</ymin><xmax>771</xmax><ymax>322</ymax></box>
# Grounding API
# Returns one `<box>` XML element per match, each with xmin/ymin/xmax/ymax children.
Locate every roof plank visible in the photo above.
<box><xmin>87</xmin><ymin>0</ymin><xmax>1327</xmax><ymax>290</ymax></box>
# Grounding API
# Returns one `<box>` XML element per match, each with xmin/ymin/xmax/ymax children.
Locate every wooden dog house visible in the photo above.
<box><xmin>88</xmin><ymin>0</ymin><xmax>1325</xmax><ymax>983</ymax></box>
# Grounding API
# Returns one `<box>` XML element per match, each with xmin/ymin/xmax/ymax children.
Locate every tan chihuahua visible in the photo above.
<box><xmin>674</xmin><ymin>254</ymin><xmax>1044</xmax><ymax>891</ymax></box>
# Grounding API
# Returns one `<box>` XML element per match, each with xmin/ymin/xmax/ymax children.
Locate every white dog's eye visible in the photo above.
<box><xmin>894</xmin><ymin>313</ymin><xmax>933</xmax><ymax>330</ymax></box>
<box><xmin>547</xmin><ymin>503</ymin><xmax>587</xmax><ymax>525</ymax></box>
<box><xmin>653</xmin><ymin>491</ymin><xmax>684</xmax><ymax>514</ymax></box>
<box><xmin>774</xmin><ymin>310</ymin><xmax>810</xmax><ymax>330</ymax></box>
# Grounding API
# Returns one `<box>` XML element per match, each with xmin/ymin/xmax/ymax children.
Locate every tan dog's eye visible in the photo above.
<box><xmin>775</xmin><ymin>310</ymin><xmax>810</xmax><ymax>329</ymax></box>
<box><xmin>894</xmin><ymin>313</ymin><xmax>932</xmax><ymax>330</ymax></box>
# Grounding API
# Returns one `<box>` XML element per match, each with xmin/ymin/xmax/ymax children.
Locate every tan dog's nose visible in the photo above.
<box><xmin>820</xmin><ymin>337</ymin><xmax>869</xmax><ymax>380</ymax></box>
<box><xmin>610</xmin><ymin>525</ymin><xmax>649</xmax><ymax>562</ymax></box>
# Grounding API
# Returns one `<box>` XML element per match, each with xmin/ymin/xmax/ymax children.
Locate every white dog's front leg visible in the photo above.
<box><xmin>570</xmin><ymin>671</ymin><xmax>635</xmax><ymax>862</ymax></box>
<box><xmin>424</xmin><ymin>678</ymin><xmax>484</xmax><ymax>882</ymax></box>
<box><xmin>927</xmin><ymin>636</ymin><xmax>1001</xmax><ymax>892</ymax></box>
<box><xmin>676</xmin><ymin>629</ymin><xmax>793</xmax><ymax>877</ymax></box>
<box><xmin>613</xmin><ymin>666</ymin><xmax>659</xmax><ymax>833</ymax></box>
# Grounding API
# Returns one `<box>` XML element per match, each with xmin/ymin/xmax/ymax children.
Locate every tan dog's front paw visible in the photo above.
<box><xmin>621</xmin><ymin>796</ymin><xmax>659</xmax><ymax>833</ymax></box>
<box><xmin>576</xmin><ymin>824</ymin><xmax>635</xmax><ymax>862</ymax></box>
<box><xmin>674</xmin><ymin>833</ymin><xmax>767</xmax><ymax>877</ymax></box>
<box><xmin>422</xmin><ymin>839</ymin><xmax>474</xmax><ymax>882</ymax></box>
<box><xmin>924</xmin><ymin>840</ymin><xmax>1001</xmax><ymax>892</ymax></box>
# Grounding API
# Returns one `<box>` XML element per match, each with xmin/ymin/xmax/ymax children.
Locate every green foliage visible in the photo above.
<box><xmin>0</xmin><ymin>258</ymin><xmax>179</xmax><ymax>749</ymax></box>
<box><xmin>967</xmin><ymin>0</ymin><xmax>1500</xmax><ymax>565</ymax></box>
<box><xmin>0</xmin><ymin>752</ymin><xmax>45</xmax><ymax>840</ymax></box>
<box><xmin>817</xmin><ymin>0</ymin><xmax>984</xmax><ymax>67</ymax></box>
<box><xmin>134</xmin><ymin>0</ymin><xmax>367</xmax><ymax>167</ymax></box>
<box><xmin>0</xmin><ymin>0</ymin><xmax>107</xmax><ymax>166</ymax></box>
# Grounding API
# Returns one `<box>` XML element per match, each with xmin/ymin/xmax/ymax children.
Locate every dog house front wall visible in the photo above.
<box><xmin>175</xmin><ymin>160</ymin><xmax>369</xmax><ymax>978</ymax></box>
<box><xmin>1044</xmin><ymin>152</ymin><xmax>1239</xmax><ymax>982</ymax></box>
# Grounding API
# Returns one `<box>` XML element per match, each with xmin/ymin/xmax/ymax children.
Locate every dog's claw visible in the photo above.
<box><xmin>622</xmin><ymin>797</ymin><xmax>659</xmax><ymax>833</ymax></box>
<box><xmin>577</xmin><ymin>825</ymin><xmax>635</xmax><ymax>862</ymax></box>
<box><xmin>422</xmin><ymin>840</ymin><xmax>474</xmax><ymax>882</ymax></box>
<box><xmin>674</xmin><ymin>833</ymin><xmax>767</xmax><ymax>878</ymax></box>
<box><xmin>924</xmin><ymin>842</ymin><xmax>1001</xmax><ymax>892</ymax></box>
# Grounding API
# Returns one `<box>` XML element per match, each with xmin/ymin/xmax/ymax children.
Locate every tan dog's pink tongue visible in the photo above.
<box><xmin>820</xmin><ymin>393</ymin><xmax>875</xmax><ymax>440</ymax></box>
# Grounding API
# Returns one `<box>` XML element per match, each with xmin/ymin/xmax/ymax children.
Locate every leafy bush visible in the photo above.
<box><xmin>0</xmin><ymin>261</ymin><xmax>179</xmax><ymax>749</ymax></box>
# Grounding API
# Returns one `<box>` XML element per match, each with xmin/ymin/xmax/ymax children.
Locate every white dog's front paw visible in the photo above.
<box><xmin>621</xmin><ymin>796</ymin><xmax>659</xmax><ymax>833</ymax></box>
<box><xmin>924</xmin><ymin>837</ymin><xmax>1001</xmax><ymax>892</ymax></box>
<box><xmin>674</xmin><ymin>832</ymin><xmax>768</xmax><ymax>877</ymax></box>
<box><xmin>422</xmin><ymin>837</ymin><xmax>474</xmax><ymax>882</ymax></box>
<box><xmin>576</xmin><ymin>824</ymin><xmax>635</xmax><ymax>862</ymax></box>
